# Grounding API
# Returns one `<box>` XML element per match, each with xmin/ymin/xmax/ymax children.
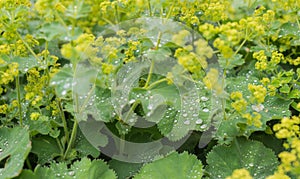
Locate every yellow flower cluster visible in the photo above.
<box><xmin>46</xmin><ymin>100</ymin><xmax>59</xmax><ymax>116</ymax></box>
<box><xmin>242</xmin><ymin>112</ymin><xmax>262</xmax><ymax>128</ymax></box>
<box><xmin>35</xmin><ymin>0</ymin><xmax>65</xmax><ymax>15</ymax></box>
<box><xmin>198</xmin><ymin>23</ymin><xmax>219</xmax><ymax>40</ymax></box>
<box><xmin>248</xmin><ymin>84</ymin><xmax>267</xmax><ymax>104</ymax></box>
<box><xmin>0</xmin><ymin>62</ymin><xmax>19</xmax><ymax>86</ymax></box>
<box><xmin>273</xmin><ymin>116</ymin><xmax>300</xmax><ymax>139</ymax></box>
<box><xmin>102</xmin><ymin>63</ymin><xmax>114</xmax><ymax>74</ymax></box>
<box><xmin>272</xmin><ymin>0</ymin><xmax>300</xmax><ymax>11</ymax></box>
<box><xmin>203</xmin><ymin>68</ymin><xmax>223</xmax><ymax>94</ymax></box>
<box><xmin>271</xmin><ymin>51</ymin><xmax>284</xmax><ymax>65</ymax></box>
<box><xmin>24</xmin><ymin>68</ymin><xmax>47</xmax><ymax>106</ymax></box>
<box><xmin>230</xmin><ymin>91</ymin><xmax>247</xmax><ymax>112</ymax></box>
<box><xmin>253</xmin><ymin>50</ymin><xmax>267</xmax><ymax>70</ymax></box>
<box><xmin>30</xmin><ymin>112</ymin><xmax>40</xmax><ymax>120</ymax></box>
<box><xmin>194</xmin><ymin>39</ymin><xmax>213</xmax><ymax>60</ymax></box>
<box><xmin>218</xmin><ymin>22</ymin><xmax>243</xmax><ymax>46</ymax></box>
<box><xmin>0</xmin><ymin>104</ymin><xmax>8</xmax><ymax>114</ymax></box>
<box><xmin>124</xmin><ymin>40</ymin><xmax>140</xmax><ymax>63</ymax></box>
<box><xmin>266</xmin><ymin>172</ymin><xmax>291</xmax><ymax>179</ymax></box>
<box><xmin>272</xmin><ymin>116</ymin><xmax>300</xmax><ymax>177</ymax></box>
<box><xmin>286</xmin><ymin>57</ymin><xmax>300</xmax><ymax>66</ymax></box>
<box><xmin>226</xmin><ymin>168</ymin><xmax>253</xmax><ymax>179</ymax></box>
<box><xmin>213</xmin><ymin>38</ymin><xmax>234</xmax><ymax>58</ymax></box>
<box><xmin>172</xmin><ymin>30</ymin><xmax>191</xmax><ymax>48</ymax></box>
<box><xmin>0</xmin><ymin>0</ymin><xmax>31</xmax><ymax>8</ymax></box>
<box><xmin>199</xmin><ymin>0</ymin><xmax>230</xmax><ymax>22</ymax></box>
<box><xmin>61</xmin><ymin>33</ymin><xmax>97</xmax><ymax>61</ymax></box>
<box><xmin>173</xmin><ymin>2</ymin><xmax>199</xmax><ymax>26</ymax></box>
<box><xmin>175</xmin><ymin>48</ymin><xmax>206</xmax><ymax>76</ymax></box>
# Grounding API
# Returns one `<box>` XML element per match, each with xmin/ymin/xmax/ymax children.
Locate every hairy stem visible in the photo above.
<box><xmin>16</xmin><ymin>75</ymin><xmax>22</xmax><ymax>126</ymax></box>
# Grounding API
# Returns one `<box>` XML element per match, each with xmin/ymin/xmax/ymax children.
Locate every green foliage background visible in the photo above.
<box><xmin>0</xmin><ymin>0</ymin><xmax>299</xmax><ymax>178</ymax></box>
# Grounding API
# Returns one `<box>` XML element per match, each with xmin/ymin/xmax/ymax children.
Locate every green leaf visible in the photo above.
<box><xmin>25</xmin><ymin>117</ymin><xmax>52</xmax><ymax>136</ymax></box>
<box><xmin>74</xmin><ymin>127</ymin><xmax>100</xmax><ymax>158</ymax></box>
<box><xmin>65</xmin><ymin>1</ymin><xmax>90</xmax><ymax>19</ymax></box>
<box><xmin>78</xmin><ymin>119</ymin><xmax>109</xmax><ymax>149</ymax></box>
<box><xmin>50</xmin><ymin>65</ymin><xmax>73</xmax><ymax>98</ymax></box>
<box><xmin>108</xmin><ymin>160</ymin><xmax>143</xmax><ymax>179</ymax></box>
<box><xmin>288</xmin><ymin>89</ymin><xmax>300</xmax><ymax>98</ymax></box>
<box><xmin>9</xmin><ymin>55</ymin><xmax>39</xmax><ymax>74</ymax></box>
<box><xmin>0</xmin><ymin>127</ymin><xmax>31</xmax><ymax>179</ymax></box>
<box><xmin>261</xmin><ymin>96</ymin><xmax>292</xmax><ymax>119</ymax></box>
<box><xmin>279</xmin><ymin>22</ymin><xmax>300</xmax><ymax>38</ymax></box>
<box><xmin>134</xmin><ymin>152</ymin><xmax>203</xmax><ymax>179</ymax></box>
<box><xmin>219</xmin><ymin>76</ymin><xmax>292</xmax><ymax>143</ymax></box>
<box><xmin>94</xmin><ymin>86</ymin><xmax>114</xmax><ymax>122</ymax></box>
<box><xmin>206</xmin><ymin>137</ymin><xmax>279</xmax><ymax>179</ymax></box>
<box><xmin>31</xmin><ymin>136</ymin><xmax>61</xmax><ymax>165</ymax></box>
<box><xmin>279</xmin><ymin>84</ymin><xmax>290</xmax><ymax>93</ymax></box>
<box><xmin>88</xmin><ymin>160</ymin><xmax>117</xmax><ymax>179</ymax></box>
<box><xmin>218</xmin><ymin>54</ymin><xmax>244</xmax><ymax>70</ymax></box>
<box><xmin>18</xmin><ymin>158</ymin><xmax>116</xmax><ymax>179</ymax></box>
<box><xmin>36</xmin><ymin>22</ymin><xmax>66</xmax><ymax>41</ymax></box>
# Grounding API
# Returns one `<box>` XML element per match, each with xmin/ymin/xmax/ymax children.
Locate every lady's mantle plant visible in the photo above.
<box><xmin>0</xmin><ymin>0</ymin><xmax>299</xmax><ymax>178</ymax></box>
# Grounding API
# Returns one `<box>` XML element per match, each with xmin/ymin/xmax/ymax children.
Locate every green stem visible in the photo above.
<box><xmin>123</xmin><ymin>100</ymin><xmax>140</xmax><ymax>122</ymax></box>
<box><xmin>155</xmin><ymin>32</ymin><xmax>163</xmax><ymax>50</ymax></box>
<box><xmin>57</xmin><ymin>98</ymin><xmax>69</xmax><ymax>143</ymax></box>
<box><xmin>221</xmin><ymin>70</ymin><xmax>227</xmax><ymax>120</ymax></box>
<box><xmin>16</xmin><ymin>32</ymin><xmax>40</xmax><ymax>61</ymax></box>
<box><xmin>234</xmin><ymin>38</ymin><xmax>247</xmax><ymax>56</ymax></box>
<box><xmin>63</xmin><ymin>119</ymin><xmax>78</xmax><ymax>159</ymax></box>
<box><xmin>143</xmin><ymin>31</ymin><xmax>163</xmax><ymax>88</ymax></box>
<box><xmin>56</xmin><ymin>137</ymin><xmax>64</xmax><ymax>154</ymax></box>
<box><xmin>25</xmin><ymin>158</ymin><xmax>32</xmax><ymax>170</ymax></box>
<box><xmin>44</xmin><ymin>41</ymin><xmax>50</xmax><ymax>82</ymax></box>
<box><xmin>144</xmin><ymin>60</ymin><xmax>155</xmax><ymax>88</ymax></box>
<box><xmin>145</xmin><ymin>78</ymin><xmax>168</xmax><ymax>90</ymax></box>
<box><xmin>16</xmin><ymin>75</ymin><xmax>22</xmax><ymax>126</ymax></box>
<box><xmin>147</xmin><ymin>0</ymin><xmax>152</xmax><ymax>16</ymax></box>
<box><xmin>119</xmin><ymin>134</ymin><xmax>125</xmax><ymax>155</ymax></box>
<box><xmin>114</xmin><ymin>3</ymin><xmax>119</xmax><ymax>24</ymax></box>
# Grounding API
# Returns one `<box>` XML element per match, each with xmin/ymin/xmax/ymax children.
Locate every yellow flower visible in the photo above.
<box><xmin>226</xmin><ymin>168</ymin><xmax>252</xmax><ymax>179</ymax></box>
<box><xmin>297</xmin><ymin>102</ymin><xmax>300</xmax><ymax>109</ymax></box>
<box><xmin>55</xmin><ymin>2</ymin><xmax>66</xmax><ymax>13</ymax></box>
<box><xmin>248</xmin><ymin>84</ymin><xmax>267</xmax><ymax>103</ymax></box>
<box><xmin>203</xmin><ymin>68</ymin><xmax>223</xmax><ymax>94</ymax></box>
<box><xmin>30</xmin><ymin>112</ymin><xmax>40</xmax><ymax>121</ymax></box>
<box><xmin>242</xmin><ymin>112</ymin><xmax>262</xmax><ymax>127</ymax></box>
<box><xmin>61</xmin><ymin>44</ymin><xmax>74</xmax><ymax>59</ymax></box>
<box><xmin>102</xmin><ymin>63</ymin><xmax>114</xmax><ymax>74</ymax></box>
<box><xmin>0</xmin><ymin>104</ymin><xmax>8</xmax><ymax>114</ymax></box>
<box><xmin>266</xmin><ymin>173</ymin><xmax>291</xmax><ymax>179</ymax></box>
<box><xmin>12</xmin><ymin>100</ymin><xmax>19</xmax><ymax>107</ymax></box>
<box><xmin>230</xmin><ymin>91</ymin><xmax>243</xmax><ymax>100</ymax></box>
<box><xmin>260</xmin><ymin>77</ymin><xmax>270</xmax><ymax>86</ymax></box>
<box><xmin>166</xmin><ymin>72</ymin><xmax>173</xmax><ymax>85</ymax></box>
<box><xmin>231</xmin><ymin>99</ymin><xmax>247</xmax><ymax>112</ymax></box>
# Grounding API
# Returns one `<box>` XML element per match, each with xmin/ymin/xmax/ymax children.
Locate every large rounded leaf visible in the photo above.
<box><xmin>134</xmin><ymin>152</ymin><xmax>203</xmax><ymax>179</ymax></box>
<box><xmin>0</xmin><ymin>127</ymin><xmax>31</xmax><ymax>179</ymax></box>
<box><xmin>206</xmin><ymin>137</ymin><xmax>278</xmax><ymax>179</ymax></box>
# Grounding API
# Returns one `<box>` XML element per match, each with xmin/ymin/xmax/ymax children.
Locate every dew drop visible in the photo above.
<box><xmin>203</xmin><ymin>108</ymin><xmax>209</xmax><ymax>112</ymax></box>
<box><xmin>200</xmin><ymin>124</ymin><xmax>207</xmax><ymax>129</ymax></box>
<box><xmin>62</xmin><ymin>90</ymin><xmax>67</xmax><ymax>95</ymax></box>
<box><xmin>196</xmin><ymin>119</ymin><xmax>203</xmax><ymax>124</ymax></box>
<box><xmin>129</xmin><ymin>99</ymin><xmax>135</xmax><ymax>104</ymax></box>
<box><xmin>68</xmin><ymin>171</ymin><xmax>75</xmax><ymax>176</ymax></box>
<box><xmin>200</xmin><ymin>96</ymin><xmax>209</xmax><ymax>101</ymax></box>
<box><xmin>184</xmin><ymin>120</ymin><xmax>190</xmax><ymax>125</ymax></box>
